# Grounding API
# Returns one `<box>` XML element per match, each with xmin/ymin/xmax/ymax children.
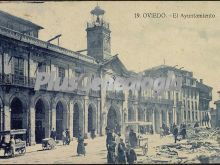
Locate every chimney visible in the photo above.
<box><xmin>200</xmin><ymin>79</ymin><xmax>203</xmax><ymax>84</ymax></box>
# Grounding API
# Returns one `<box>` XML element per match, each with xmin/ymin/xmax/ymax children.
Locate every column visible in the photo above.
<box><xmin>96</xmin><ymin>99</ymin><xmax>101</xmax><ymax>135</ymax></box>
<box><xmin>166</xmin><ymin>110</ymin><xmax>169</xmax><ymax>126</ymax></box>
<box><xmin>4</xmin><ymin>105</ymin><xmax>10</xmax><ymax>130</ymax></box>
<box><xmin>172</xmin><ymin>106</ymin><xmax>177</xmax><ymax>125</ymax></box>
<box><xmin>0</xmin><ymin>107</ymin><xmax>3</xmax><ymax>131</ymax></box>
<box><xmin>45</xmin><ymin>107</ymin><xmax>50</xmax><ymax>138</ymax></box>
<box><xmin>84</xmin><ymin>96</ymin><xmax>89</xmax><ymax>138</ymax></box>
<box><xmin>100</xmin><ymin>71</ymin><xmax>106</xmax><ymax>135</ymax></box>
<box><xmin>152</xmin><ymin>110</ymin><xmax>155</xmax><ymax>133</ymax></box>
<box><xmin>29</xmin><ymin>106</ymin><xmax>36</xmax><ymax>145</ymax></box>
<box><xmin>51</xmin><ymin>107</ymin><xmax>56</xmax><ymax>132</ymax></box>
<box><xmin>69</xmin><ymin>101</ymin><xmax>73</xmax><ymax>139</ymax></box>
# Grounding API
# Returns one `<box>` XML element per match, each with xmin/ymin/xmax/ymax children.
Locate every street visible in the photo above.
<box><xmin>0</xmin><ymin>127</ymin><xmax>220</xmax><ymax>164</ymax></box>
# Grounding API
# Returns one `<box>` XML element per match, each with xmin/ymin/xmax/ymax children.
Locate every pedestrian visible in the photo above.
<box><xmin>170</xmin><ymin>123</ymin><xmax>173</xmax><ymax>134</ymax></box>
<box><xmin>77</xmin><ymin>132</ymin><xmax>86</xmax><ymax>156</ymax></box>
<box><xmin>182</xmin><ymin>124</ymin><xmax>186</xmax><ymax>139</ymax></box>
<box><xmin>9</xmin><ymin>136</ymin><xmax>15</xmax><ymax>157</ymax></box>
<box><xmin>117</xmin><ymin>138</ymin><xmax>126</xmax><ymax>164</ymax></box>
<box><xmin>115</xmin><ymin>133</ymin><xmax>121</xmax><ymax>157</ymax></box>
<box><xmin>50</xmin><ymin>128</ymin><xmax>57</xmax><ymax>141</ymax></box>
<box><xmin>150</xmin><ymin>125</ymin><xmax>154</xmax><ymax>134</ymax></box>
<box><xmin>173</xmin><ymin>125</ymin><xmax>178</xmax><ymax>143</ymax></box>
<box><xmin>126</xmin><ymin>146</ymin><xmax>137</xmax><ymax>164</ymax></box>
<box><xmin>66</xmin><ymin>129</ymin><xmax>70</xmax><ymax>145</ymax></box>
<box><xmin>107</xmin><ymin>140</ymin><xmax>117</xmax><ymax>164</ymax></box>
<box><xmin>160</xmin><ymin>127</ymin><xmax>164</xmax><ymax>138</ymax></box>
<box><xmin>0</xmin><ymin>136</ymin><xmax>7</xmax><ymax>156</ymax></box>
<box><xmin>106</xmin><ymin>130</ymin><xmax>114</xmax><ymax>150</ymax></box>
<box><xmin>129</xmin><ymin>129</ymin><xmax>137</xmax><ymax>148</ymax></box>
<box><xmin>62</xmin><ymin>130</ymin><xmax>67</xmax><ymax>145</ymax></box>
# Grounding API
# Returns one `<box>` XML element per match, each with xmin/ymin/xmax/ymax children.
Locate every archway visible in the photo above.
<box><xmin>88</xmin><ymin>104</ymin><xmax>96</xmax><ymax>133</ymax></box>
<box><xmin>128</xmin><ymin>108</ymin><xmax>136</xmax><ymax>122</ymax></box>
<box><xmin>107</xmin><ymin>106</ymin><xmax>121</xmax><ymax>131</ymax></box>
<box><xmin>10</xmin><ymin>97</ymin><xmax>27</xmax><ymax>140</ymax></box>
<box><xmin>138</xmin><ymin>108</ymin><xmax>145</xmax><ymax>121</ymax></box>
<box><xmin>35</xmin><ymin>99</ymin><xmax>46</xmax><ymax>143</ymax></box>
<box><xmin>56</xmin><ymin>101</ymin><xmax>64</xmax><ymax>140</ymax></box>
<box><xmin>73</xmin><ymin>103</ymin><xmax>83</xmax><ymax>137</ymax></box>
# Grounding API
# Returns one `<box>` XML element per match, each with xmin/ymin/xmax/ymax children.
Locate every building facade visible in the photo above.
<box><xmin>0</xmin><ymin>6</ymin><xmax>213</xmax><ymax>145</ymax></box>
<box><xmin>214</xmin><ymin>92</ymin><xmax>220</xmax><ymax>127</ymax></box>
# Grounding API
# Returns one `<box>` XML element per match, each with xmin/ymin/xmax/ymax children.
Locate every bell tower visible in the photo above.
<box><xmin>86</xmin><ymin>5</ymin><xmax>111</xmax><ymax>61</ymax></box>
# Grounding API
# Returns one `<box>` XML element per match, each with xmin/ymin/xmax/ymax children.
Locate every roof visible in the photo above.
<box><xmin>197</xmin><ymin>81</ymin><xmax>213</xmax><ymax>92</ymax></box>
<box><xmin>0</xmin><ymin>10</ymin><xmax>43</xmax><ymax>30</ymax></box>
<box><xmin>100</xmin><ymin>55</ymin><xmax>131</xmax><ymax>76</ymax></box>
<box><xmin>141</xmin><ymin>64</ymin><xmax>192</xmax><ymax>77</ymax></box>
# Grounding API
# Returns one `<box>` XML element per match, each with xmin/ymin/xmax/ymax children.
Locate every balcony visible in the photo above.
<box><xmin>106</xmin><ymin>91</ymin><xmax>125</xmax><ymax>100</ymax></box>
<box><xmin>0</xmin><ymin>25</ymin><xmax>96</xmax><ymax>64</ymax></box>
<box><xmin>140</xmin><ymin>96</ymin><xmax>174</xmax><ymax>105</ymax></box>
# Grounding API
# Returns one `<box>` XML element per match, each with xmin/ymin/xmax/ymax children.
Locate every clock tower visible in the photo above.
<box><xmin>86</xmin><ymin>5</ymin><xmax>111</xmax><ymax>61</ymax></box>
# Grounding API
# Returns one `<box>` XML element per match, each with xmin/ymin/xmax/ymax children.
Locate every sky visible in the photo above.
<box><xmin>0</xmin><ymin>1</ymin><xmax>219</xmax><ymax>107</ymax></box>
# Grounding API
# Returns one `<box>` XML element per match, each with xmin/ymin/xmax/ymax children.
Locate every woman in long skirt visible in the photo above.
<box><xmin>77</xmin><ymin>133</ymin><xmax>86</xmax><ymax>156</ymax></box>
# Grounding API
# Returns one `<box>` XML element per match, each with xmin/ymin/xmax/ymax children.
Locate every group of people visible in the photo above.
<box><xmin>172</xmin><ymin>123</ymin><xmax>187</xmax><ymax>143</ymax></box>
<box><xmin>50</xmin><ymin>128</ymin><xmax>71</xmax><ymax>146</ymax></box>
<box><xmin>50</xmin><ymin>128</ymin><xmax>86</xmax><ymax>156</ymax></box>
<box><xmin>106</xmin><ymin>128</ymin><xmax>137</xmax><ymax>164</ymax></box>
<box><xmin>159</xmin><ymin>123</ymin><xmax>188</xmax><ymax>143</ymax></box>
<box><xmin>160</xmin><ymin>123</ymin><xmax>170</xmax><ymax>137</ymax></box>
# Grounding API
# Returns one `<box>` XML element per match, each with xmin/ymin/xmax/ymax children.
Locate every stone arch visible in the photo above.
<box><xmin>128</xmin><ymin>107</ymin><xmax>136</xmax><ymax>122</ymax></box>
<box><xmin>87</xmin><ymin>102</ymin><xmax>97</xmax><ymax>133</ymax></box>
<box><xmin>54</xmin><ymin>98</ymin><xmax>68</xmax><ymax>140</ymax></box>
<box><xmin>107</xmin><ymin>105</ymin><xmax>121</xmax><ymax>132</ymax></box>
<box><xmin>73</xmin><ymin>100</ymin><xmax>84</xmax><ymax>137</ymax></box>
<box><xmin>138</xmin><ymin>107</ymin><xmax>145</xmax><ymax>122</ymax></box>
<box><xmin>34</xmin><ymin>97</ymin><xmax>50</xmax><ymax>143</ymax></box>
<box><xmin>9</xmin><ymin>94</ymin><xmax>28</xmax><ymax>131</ymax></box>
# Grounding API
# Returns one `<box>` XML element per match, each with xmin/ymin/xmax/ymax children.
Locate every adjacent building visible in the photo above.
<box><xmin>0</xmin><ymin>6</ymin><xmax>213</xmax><ymax>145</ymax></box>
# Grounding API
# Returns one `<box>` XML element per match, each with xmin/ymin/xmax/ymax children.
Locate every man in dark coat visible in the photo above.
<box><xmin>50</xmin><ymin>128</ymin><xmax>57</xmax><ymax>140</ymax></box>
<box><xmin>117</xmin><ymin>138</ymin><xmax>126</xmax><ymax>164</ymax></box>
<box><xmin>106</xmin><ymin>131</ymin><xmax>114</xmax><ymax>150</ymax></box>
<box><xmin>129</xmin><ymin>129</ymin><xmax>137</xmax><ymax>148</ymax></box>
<box><xmin>126</xmin><ymin>146</ymin><xmax>137</xmax><ymax>164</ymax></box>
<box><xmin>107</xmin><ymin>140</ymin><xmax>117</xmax><ymax>164</ymax></box>
<box><xmin>173</xmin><ymin>125</ymin><xmax>178</xmax><ymax>143</ymax></box>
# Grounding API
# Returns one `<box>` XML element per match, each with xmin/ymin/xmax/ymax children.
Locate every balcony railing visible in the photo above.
<box><xmin>140</xmin><ymin>96</ymin><xmax>174</xmax><ymax>105</ymax></box>
<box><xmin>106</xmin><ymin>91</ymin><xmax>125</xmax><ymax>100</ymax></box>
<box><xmin>0</xmin><ymin>25</ymin><xmax>96</xmax><ymax>64</ymax></box>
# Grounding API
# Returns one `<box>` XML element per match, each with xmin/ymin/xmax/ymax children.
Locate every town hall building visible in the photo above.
<box><xmin>0</xmin><ymin>6</ymin><xmax>212</xmax><ymax>145</ymax></box>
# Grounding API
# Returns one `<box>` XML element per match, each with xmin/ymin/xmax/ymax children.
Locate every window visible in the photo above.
<box><xmin>184</xmin><ymin>111</ymin><xmax>186</xmax><ymax>120</ymax></box>
<box><xmin>183</xmin><ymin>100</ymin><xmax>185</xmax><ymax>107</ymax></box>
<box><xmin>58</xmin><ymin>67</ymin><xmax>65</xmax><ymax>79</ymax></box>
<box><xmin>38</xmin><ymin>63</ymin><xmax>46</xmax><ymax>72</ymax></box>
<box><xmin>168</xmin><ymin>91</ymin><xmax>171</xmax><ymax>100</ymax></box>
<box><xmin>191</xmin><ymin>101</ymin><xmax>194</xmax><ymax>110</ymax></box>
<box><xmin>58</xmin><ymin>67</ymin><xmax>65</xmax><ymax>84</ymax></box>
<box><xmin>195</xmin><ymin>102</ymin><xmax>197</xmax><ymax>110</ymax></box>
<box><xmin>183</xmin><ymin>89</ymin><xmax>185</xmax><ymax>97</ymax></box>
<box><xmin>14</xmin><ymin>57</ymin><xmax>24</xmax><ymax>84</ymax></box>
<box><xmin>176</xmin><ymin>93</ymin><xmax>179</xmax><ymax>102</ymax></box>
<box><xmin>188</xmin><ymin>111</ymin><xmax>190</xmax><ymax>120</ymax></box>
<box><xmin>188</xmin><ymin>101</ymin><xmax>190</xmax><ymax>109</ymax></box>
